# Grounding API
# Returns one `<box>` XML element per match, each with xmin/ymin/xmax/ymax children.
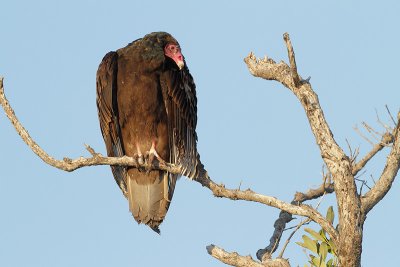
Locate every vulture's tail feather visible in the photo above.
<box><xmin>127</xmin><ymin>169</ymin><xmax>178</xmax><ymax>233</ymax></box>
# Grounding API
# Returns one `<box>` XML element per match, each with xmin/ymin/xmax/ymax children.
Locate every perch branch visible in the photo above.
<box><xmin>0</xmin><ymin>77</ymin><xmax>180</xmax><ymax>173</ymax></box>
<box><xmin>207</xmin><ymin>245</ymin><xmax>290</xmax><ymax>267</ymax></box>
<box><xmin>361</xmin><ymin>113</ymin><xmax>400</xmax><ymax>215</ymax></box>
<box><xmin>0</xmin><ymin>76</ymin><xmax>337</xmax><ymax>245</ymax></box>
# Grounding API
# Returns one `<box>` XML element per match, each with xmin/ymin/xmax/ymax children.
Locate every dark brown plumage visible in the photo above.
<box><xmin>96</xmin><ymin>32</ymin><xmax>203</xmax><ymax>233</ymax></box>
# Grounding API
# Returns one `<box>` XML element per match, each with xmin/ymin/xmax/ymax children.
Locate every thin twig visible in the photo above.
<box><xmin>370</xmin><ymin>174</ymin><xmax>376</xmax><ymax>184</ymax></box>
<box><xmin>346</xmin><ymin>139</ymin><xmax>355</xmax><ymax>163</ymax></box>
<box><xmin>283</xmin><ymin>220</ymin><xmax>311</xmax><ymax>232</ymax></box>
<box><xmin>278</xmin><ymin>192</ymin><xmax>326</xmax><ymax>258</ymax></box>
<box><xmin>385</xmin><ymin>105</ymin><xmax>396</xmax><ymax>126</ymax></box>
<box><xmin>278</xmin><ymin>218</ymin><xmax>311</xmax><ymax>258</ymax></box>
<box><xmin>354</xmin><ymin>125</ymin><xmax>374</xmax><ymax>146</ymax></box>
<box><xmin>283</xmin><ymin>33</ymin><xmax>300</xmax><ymax>87</ymax></box>
<box><xmin>85</xmin><ymin>144</ymin><xmax>100</xmax><ymax>157</ymax></box>
<box><xmin>375</xmin><ymin>109</ymin><xmax>392</xmax><ymax>133</ymax></box>
<box><xmin>362</xmin><ymin>122</ymin><xmax>381</xmax><ymax>142</ymax></box>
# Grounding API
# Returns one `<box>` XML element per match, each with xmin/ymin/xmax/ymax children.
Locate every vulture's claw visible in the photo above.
<box><xmin>133</xmin><ymin>153</ymin><xmax>145</xmax><ymax>172</ymax></box>
<box><xmin>138</xmin><ymin>154</ymin><xmax>145</xmax><ymax>165</ymax></box>
<box><xmin>145</xmin><ymin>142</ymin><xmax>167</xmax><ymax>172</ymax></box>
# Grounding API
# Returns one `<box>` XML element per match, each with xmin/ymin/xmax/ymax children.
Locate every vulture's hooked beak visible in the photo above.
<box><xmin>176</xmin><ymin>60</ymin><xmax>184</xmax><ymax>70</ymax></box>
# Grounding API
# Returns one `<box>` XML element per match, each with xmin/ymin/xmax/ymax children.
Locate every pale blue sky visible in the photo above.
<box><xmin>1</xmin><ymin>1</ymin><xmax>399</xmax><ymax>266</ymax></box>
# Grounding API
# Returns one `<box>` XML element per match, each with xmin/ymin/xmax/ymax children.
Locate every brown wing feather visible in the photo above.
<box><xmin>160</xmin><ymin>62</ymin><xmax>201</xmax><ymax>179</ymax></box>
<box><xmin>96</xmin><ymin>51</ymin><xmax>128</xmax><ymax>197</ymax></box>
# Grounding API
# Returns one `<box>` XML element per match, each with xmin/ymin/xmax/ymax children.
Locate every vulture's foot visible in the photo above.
<box><xmin>145</xmin><ymin>142</ymin><xmax>167</xmax><ymax>172</ymax></box>
<box><xmin>133</xmin><ymin>153</ymin><xmax>146</xmax><ymax>172</ymax></box>
<box><xmin>133</xmin><ymin>143</ymin><xmax>146</xmax><ymax>172</ymax></box>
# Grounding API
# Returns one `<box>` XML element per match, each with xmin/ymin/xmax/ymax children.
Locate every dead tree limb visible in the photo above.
<box><xmin>0</xmin><ymin>76</ymin><xmax>337</xmax><ymax>266</ymax></box>
<box><xmin>244</xmin><ymin>32</ymin><xmax>400</xmax><ymax>267</ymax></box>
<box><xmin>256</xmin><ymin>180</ymin><xmax>334</xmax><ymax>261</ymax></box>
<box><xmin>361</xmin><ymin>115</ymin><xmax>400</xmax><ymax>215</ymax></box>
<box><xmin>207</xmin><ymin>245</ymin><xmax>290</xmax><ymax>267</ymax></box>
<box><xmin>352</xmin><ymin>132</ymin><xmax>394</xmax><ymax>176</ymax></box>
<box><xmin>0</xmin><ymin>77</ymin><xmax>180</xmax><ymax>173</ymax></box>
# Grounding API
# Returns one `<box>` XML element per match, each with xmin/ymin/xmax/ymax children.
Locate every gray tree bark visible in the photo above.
<box><xmin>244</xmin><ymin>33</ymin><xmax>400</xmax><ymax>266</ymax></box>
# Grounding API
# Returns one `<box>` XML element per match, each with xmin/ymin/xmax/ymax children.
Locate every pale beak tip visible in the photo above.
<box><xmin>177</xmin><ymin>61</ymin><xmax>185</xmax><ymax>70</ymax></box>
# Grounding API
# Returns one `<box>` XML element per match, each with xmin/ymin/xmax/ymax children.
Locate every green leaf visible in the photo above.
<box><xmin>327</xmin><ymin>259</ymin><xmax>334</xmax><ymax>267</ymax></box>
<box><xmin>305</xmin><ymin>228</ymin><xmax>327</xmax><ymax>242</ymax></box>
<box><xmin>296</xmin><ymin>241</ymin><xmax>316</xmax><ymax>255</ymax></box>
<box><xmin>311</xmin><ymin>255</ymin><xmax>321</xmax><ymax>267</ymax></box>
<box><xmin>326</xmin><ymin>206</ymin><xmax>334</xmax><ymax>224</ymax></box>
<box><xmin>319</xmin><ymin>229</ymin><xmax>327</xmax><ymax>240</ymax></box>
<box><xmin>327</xmin><ymin>239</ymin><xmax>337</xmax><ymax>255</ymax></box>
<box><xmin>300</xmin><ymin>235</ymin><xmax>319</xmax><ymax>254</ymax></box>
<box><xmin>319</xmin><ymin>242</ymin><xmax>328</xmax><ymax>261</ymax></box>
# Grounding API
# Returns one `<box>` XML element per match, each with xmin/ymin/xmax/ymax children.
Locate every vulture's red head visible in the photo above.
<box><xmin>164</xmin><ymin>43</ymin><xmax>184</xmax><ymax>70</ymax></box>
<box><xmin>134</xmin><ymin>32</ymin><xmax>186</xmax><ymax>71</ymax></box>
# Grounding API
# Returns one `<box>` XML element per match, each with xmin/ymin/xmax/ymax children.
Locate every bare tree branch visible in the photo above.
<box><xmin>0</xmin><ymin>76</ymin><xmax>338</xmax><ymax>260</ymax></box>
<box><xmin>256</xmin><ymin>210</ymin><xmax>292</xmax><ymax>261</ymax></box>
<box><xmin>244</xmin><ymin>33</ymin><xmax>362</xmax><ymax>266</ymax></box>
<box><xmin>276</xmin><ymin>190</ymin><xmax>325</xmax><ymax>259</ymax></box>
<box><xmin>196</xmin><ymin>175</ymin><xmax>338</xmax><ymax>244</ymax></box>
<box><xmin>362</xmin><ymin>122</ymin><xmax>385</xmax><ymax>144</ymax></box>
<box><xmin>294</xmin><ymin>180</ymin><xmax>334</xmax><ymax>203</ymax></box>
<box><xmin>361</xmin><ymin>113</ymin><xmax>400</xmax><ymax>215</ymax></box>
<box><xmin>277</xmin><ymin>218</ymin><xmax>311</xmax><ymax>259</ymax></box>
<box><xmin>256</xmin><ymin>179</ymin><xmax>334</xmax><ymax>261</ymax></box>
<box><xmin>283</xmin><ymin>33</ymin><xmax>300</xmax><ymax>87</ymax></box>
<box><xmin>244</xmin><ymin>37</ymin><xmax>348</xmax><ymax>168</ymax></box>
<box><xmin>385</xmin><ymin>105</ymin><xmax>396</xmax><ymax>126</ymax></box>
<box><xmin>206</xmin><ymin>245</ymin><xmax>290</xmax><ymax>267</ymax></box>
<box><xmin>0</xmin><ymin>77</ymin><xmax>181</xmax><ymax>173</ymax></box>
<box><xmin>354</xmin><ymin>124</ymin><xmax>375</xmax><ymax>146</ymax></box>
<box><xmin>352</xmin><ymin>132</ymin><xmax>394</xmax><ymax>176</ymax></box>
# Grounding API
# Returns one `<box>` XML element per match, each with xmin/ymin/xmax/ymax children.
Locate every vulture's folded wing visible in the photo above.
<box><xmin>160</xmin><ymin>64</ymin><xmax>202</xmax><ymax>179</ymax></box>
<box><xmin>96</xmin><ymin>51</ymin><xmax>128</xmax><ymax>197</ymax></box>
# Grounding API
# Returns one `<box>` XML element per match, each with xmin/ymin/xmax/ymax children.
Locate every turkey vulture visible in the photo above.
<box><xmin>96</xmin><ymin>32</ymin><xmax>204</xmax><ymax>233</ymax></box>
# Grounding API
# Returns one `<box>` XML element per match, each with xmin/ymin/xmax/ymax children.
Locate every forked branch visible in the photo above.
<box><xmin>244</xmin><ymin>33</ymin><xmax>363</xmax><ymax>266</ymax></box>
<box><xmin>352</xmin><ymin>132</ymin><xmax>394</xmax><ymax>176</ymax></box>
<box><xmin>256</xmin><ymin>179</ymin><xmax>334</xmax><ymax>261</ymax></box>
<box><xmin>362</xmin><ymin>114</ymin><xmax>400</xmax><ymax>215</ymax></box>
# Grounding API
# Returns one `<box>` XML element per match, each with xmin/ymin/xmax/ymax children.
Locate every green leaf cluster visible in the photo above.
<box><xmin>296</xmin><ymin>206</ymin><xmax>337</xmax><ymax>267</ymax></box>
